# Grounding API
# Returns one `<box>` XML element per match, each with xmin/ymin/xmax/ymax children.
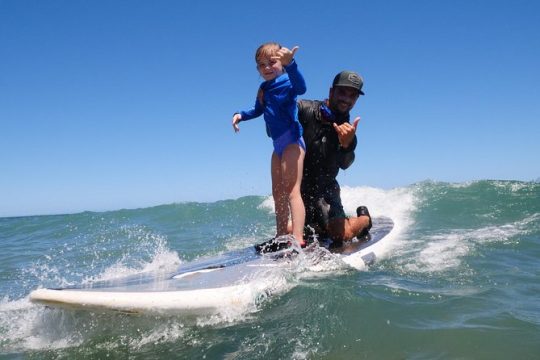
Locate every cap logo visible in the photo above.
<box><xmin>348</xmin><ymin>73</ymin><xmax>361</xmax><ymax>86</ymax></box>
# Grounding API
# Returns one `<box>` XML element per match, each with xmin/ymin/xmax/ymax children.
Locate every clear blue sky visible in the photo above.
<box><xmin>1</xmin><ymin>0</ymin><xmax>539</xmax><ymax>217</ymax></box>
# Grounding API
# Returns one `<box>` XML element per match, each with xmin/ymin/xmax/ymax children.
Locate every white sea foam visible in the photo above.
<box><xmin>79</xmin><ymin>225</ymin><xmax>182</xmax><ymax>284</ymax></box>
<box><xmin>401</xmin><ymin>215</ymin><xmax>535</xmax><ymax>274</ymax></box>
<box><xmin>0</xmin><ymin>227</ymin><xmax>189</xmax><ymax>353</ymax></box>
<box><xmin>491</xmin><ymin>180</ymin><xmax>532</xmax><ymax>192</ymax></box>
<box><xmin>225</xmin><ymin>233</ymin><xmax>272</xmax><ymax>252</ymax></box>
<box><xmin>407</xmin><ymin>234</ymin><xmax>471</xmax><ymax>272</ymax></box>
<box><xmin>258</xmin><ymin>184</ymin><xmax>417</xmax><ymax>220</ymax></box>
<box><xmin>194</xmin><ymin>263</ymin><xmax>297</xmax><ymax>326</ymax></box>
<box><xmin>195</xmin><ymin>239</ymin><xmax>361</xmax><ymax>326</ymax></box>
<box><xmin>341</xmin><ymin>185</ymin><xmax>416</xmax><ymax>265</ymax></box>
<box><xmin>258</xmin><ymin>196</ymin><xmax>275</xmax><ymax>212</ymax></box>
<box><xmin>0</xmin><ymin>296</ymin><xmax>84</xmax><ymax>351</ymax></box>
<box><xmin>340</xmin><ymin>185</ymin><xmax>416</xmax><ymax>223</ymax></box>
<box><xmin>83</xmin><ymin>249</ymin><xmax>182</xmax><ymax>284</ymax></box>
<box><xmin>126</xmin><ymin>321</ymin><xmax>188</xmax><ymax>349</ymax></box>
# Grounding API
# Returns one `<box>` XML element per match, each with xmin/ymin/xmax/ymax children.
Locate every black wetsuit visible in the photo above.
<box><xmin>297</xmin><ymin>100</ymin><xmax>357</xmax><ymax>231</ymax></box>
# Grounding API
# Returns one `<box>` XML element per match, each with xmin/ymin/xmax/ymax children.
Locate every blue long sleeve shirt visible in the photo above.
<box><xmin>239</xmin><ymin>59</ymin><xmax>307</xmax><ymax>140</ymax></box>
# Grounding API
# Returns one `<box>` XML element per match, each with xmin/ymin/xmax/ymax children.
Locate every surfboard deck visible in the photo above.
<box><xmin>30</xmin><ymin>217</ymin><xmax>394</xmax><ymax>315</ymax></box>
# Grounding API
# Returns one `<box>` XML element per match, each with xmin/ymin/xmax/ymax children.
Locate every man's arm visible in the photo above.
<box><xmin>337</xmin><ymin>136</ymin><xmax>356</xmax><ymax>169</ymax></box>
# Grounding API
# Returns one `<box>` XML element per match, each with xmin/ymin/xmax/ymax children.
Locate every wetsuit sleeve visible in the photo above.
<box><xmin>239</xmin><ymin>93</ymin><xmax>264</xmax><ymax>121</ymax></box>
<box><xmin>337</xmin><ymin>136</ymin><xmax>357</xmax><ymax>170</ymax></box>
<box><xmin>284</xmin><ymin>59</ymin><xmax>306</xmax><ymax>96</ymax></box>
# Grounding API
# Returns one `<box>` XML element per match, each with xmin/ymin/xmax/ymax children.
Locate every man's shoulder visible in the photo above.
<box><xmin>297</xmin><ymin>100</ymin><xmax>323</xmax><ymax>127</ymax></box>
<box><xmin>298</xmin><ymin>99</ymin><xmax>322</xmax><ymax>107</ymax></box>
<box><xmin>298</xmin><ymin>99</ymin><xmax>323</xmax><ymax>115</ymax></box>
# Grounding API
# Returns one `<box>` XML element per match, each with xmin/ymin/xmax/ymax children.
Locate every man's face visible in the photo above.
<box><xmin>328</xmin><ymin>86</ymin><xmax>360</xmax><ymax>115</ymax></box>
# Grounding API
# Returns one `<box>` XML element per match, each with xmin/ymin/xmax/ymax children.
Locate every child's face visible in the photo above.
<box><xmin>257</xmin><ymin>56</ymin><xmax>283</xmax><ymax>81</ymax></box>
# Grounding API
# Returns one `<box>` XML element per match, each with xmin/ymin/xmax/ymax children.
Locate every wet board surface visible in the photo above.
<box><xmin>30</xmin><ymin>217</ymin><xmax>394</xmax><ymax>315</ymax></box>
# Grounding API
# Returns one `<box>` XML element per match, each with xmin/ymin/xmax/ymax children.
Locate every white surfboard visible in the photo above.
<box><xmin>30</xmin><ymin>217</ymin><xmax>394</xmax><ymax>315</ymax></box>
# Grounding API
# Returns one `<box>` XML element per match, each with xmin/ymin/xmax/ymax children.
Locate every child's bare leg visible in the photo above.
<box><xmin>271</xmin><ymin>152</ymin><xmax>289</xmax><ymax>236</ymax></box>
<box><xmin>281</xmin><ymin>144</ymin><xmax>305</xmax><ymax>244</ymax></box>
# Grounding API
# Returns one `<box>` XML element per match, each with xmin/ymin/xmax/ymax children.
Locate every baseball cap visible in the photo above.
<box><xmin>332</xmin><ymin>71</ymin><xmax>365</xmax><ymax>95</ymax></box>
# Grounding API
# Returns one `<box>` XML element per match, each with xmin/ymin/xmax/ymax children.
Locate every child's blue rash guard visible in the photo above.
<box><xmin>238</xmin><ymin>59</ymin><xmax>307</xmax><ymax>141</ymax></box>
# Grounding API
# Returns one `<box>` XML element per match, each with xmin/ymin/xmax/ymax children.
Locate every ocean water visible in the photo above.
<box><xmin>1</xmin><ymin>180</ymin><xmax>539</xmax><ymax>359</ymax></box>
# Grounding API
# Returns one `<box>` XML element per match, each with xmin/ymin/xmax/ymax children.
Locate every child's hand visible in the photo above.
<box><xmin>232</xmin><ymin>113</ymin><xmax>242</xmax><ymax>132</ymax></box>
<box><xmin>272</xmin><ymin>46</ymin><xmax>299</xmax><ymax>67</ymax></box>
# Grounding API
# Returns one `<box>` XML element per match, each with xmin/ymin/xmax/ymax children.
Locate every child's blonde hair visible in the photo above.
<box><xmin>255</xmin><ymin>42</ymin><xmax>282</xmax><ymax>63</ymax></box>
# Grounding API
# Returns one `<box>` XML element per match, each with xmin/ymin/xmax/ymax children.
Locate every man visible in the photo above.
<box><xmin>298</xmin><ymin>70</ymin><xmax>371</xmax><ymax>243</ymax></box>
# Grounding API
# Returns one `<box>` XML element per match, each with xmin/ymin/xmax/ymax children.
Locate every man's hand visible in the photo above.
<box><xmin>272</xmin><ymin>46</ymin><xmax>299</xmax><ymax>67</ymax></box>
<box><xmin>333</xmin><ymin>117</ymin><xmax>360</xmax><ymax>148</ymax></box>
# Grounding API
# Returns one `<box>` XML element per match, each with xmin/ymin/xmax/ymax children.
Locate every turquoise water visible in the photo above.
<box><xmin>1</xmin><ymin>180</ymin><xmax>539</xmax><ymax>359</ymax></box>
